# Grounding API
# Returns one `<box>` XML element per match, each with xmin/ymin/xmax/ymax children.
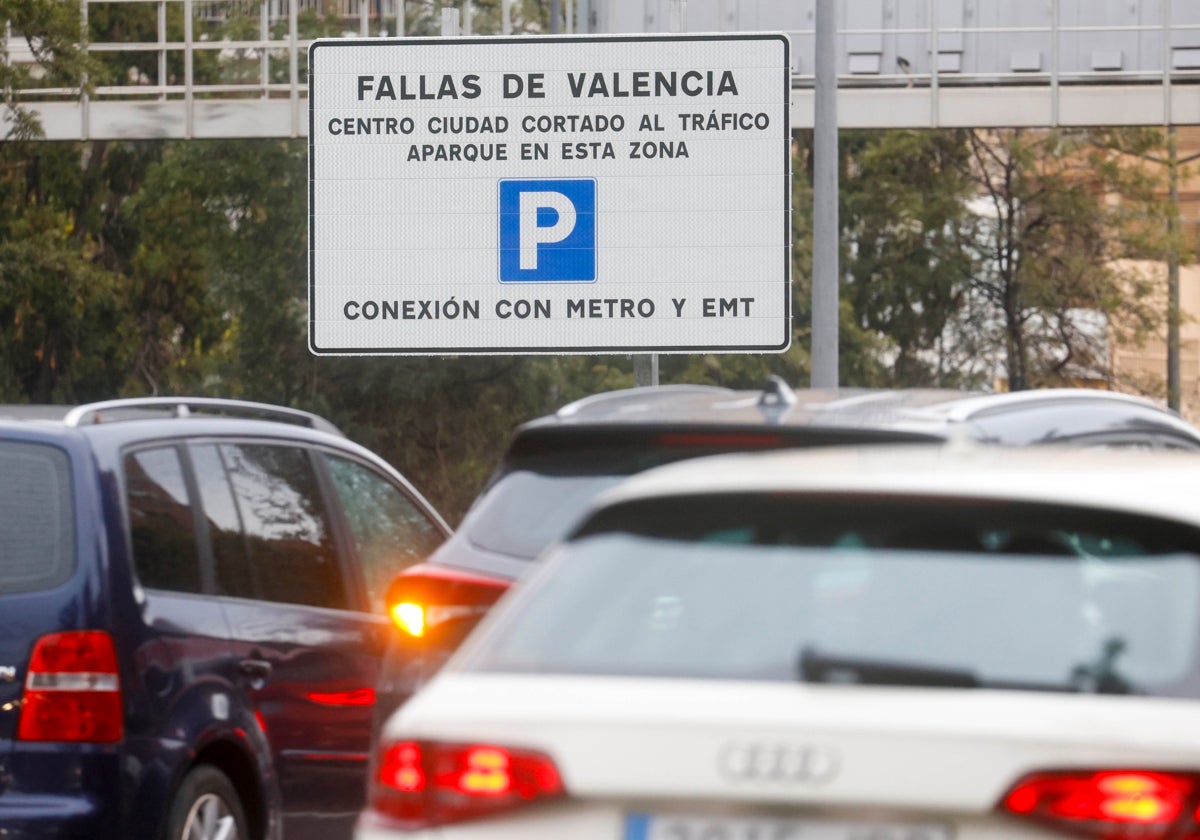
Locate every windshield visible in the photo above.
<box><xmin>462</xmin><ymin>495</ymin><xmax>1200</xmax><ymax>697</ymax></box>
<box><xmin>463</xmin><ymin>435</ymin><xmax>798</xmax><ymax>559</ymax></box>
<box><xmin>464</xmin><ymin>471</ymin><xmax>626</xmax><ymax>559</ymax></box>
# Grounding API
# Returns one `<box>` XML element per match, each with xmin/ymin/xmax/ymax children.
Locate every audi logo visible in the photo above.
<box><xmin>719</xmin><ymin>742</ymin><xmax>840</xmax><ymax>785</ymax></box>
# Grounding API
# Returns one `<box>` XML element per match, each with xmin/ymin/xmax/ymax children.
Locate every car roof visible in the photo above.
<box><xmin>518</xmin><ymin>380</ymin><xmax>1193</xmax><ymax>440</ymax></box>
<box><xmin>591</xmin><ymin>443</ymin><xmax>1200</xmax><ymax>528</ymax></box>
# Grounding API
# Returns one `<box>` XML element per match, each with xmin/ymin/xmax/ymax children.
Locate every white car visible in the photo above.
<box><xmin>358</xmin><ymin>444</ymin><xmax>1200</xmax><ymax>840</ymax></box>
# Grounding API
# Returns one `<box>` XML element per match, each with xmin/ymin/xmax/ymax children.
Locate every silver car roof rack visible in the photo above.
<box><xmin>62</xmin><ymin>397</ymin><xmax>343</xmax><ymax>436</ymax></box>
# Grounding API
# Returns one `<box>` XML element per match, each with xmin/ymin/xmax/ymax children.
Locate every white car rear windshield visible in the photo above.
<box><xmin>463</xmin><ymin>495</ymin><xmax>1200</xmax><ymax>697</ymax></box>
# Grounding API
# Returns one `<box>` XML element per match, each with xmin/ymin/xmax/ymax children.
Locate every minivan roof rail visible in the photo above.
<box><xmin>62</xmin><ymin>397</ymin><xmax>343</xmax><ymax>436</ymax></box>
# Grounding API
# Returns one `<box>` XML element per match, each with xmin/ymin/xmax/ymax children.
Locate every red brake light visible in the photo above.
<box><xmin>18</xmin><ymin>631</ymin><xmax>123</xmax><ymax>743</ymax></box>
<box><xmin>385</xmin><ymin>564</ymin><xmax>509</xmax><ymax>640</ymax></box>
<box><xmin>1000</xmin><ymin>770</ymin><xmax>1200</xmax><ymax>838</ymax></box>
<box><xmin>371</xmin><ymin>740</ymin><xmax>564</xmax><ymax>827</ymax></box>
<box><xmin>306</xmin><ymin>687</ymin><xmax>376</xmax><ymax>706</ymax></box>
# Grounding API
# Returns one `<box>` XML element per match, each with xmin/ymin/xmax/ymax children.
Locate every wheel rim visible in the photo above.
<box><xmin>181</xmin><ymin>791</ymin><xmax>239</xmax><ymax>840</ymax></box>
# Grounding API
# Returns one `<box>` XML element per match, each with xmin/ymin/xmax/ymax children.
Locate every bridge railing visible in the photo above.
<box><xmin>4</xmin><ymin>0</ymin><xmax>1200</xmax><ymax>138</ymax></box>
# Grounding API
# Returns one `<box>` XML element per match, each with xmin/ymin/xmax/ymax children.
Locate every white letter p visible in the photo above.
<box><xmin>519</xmin><ymin>191</ymin><xmax>577</xmax><ymax>270</ymax></box>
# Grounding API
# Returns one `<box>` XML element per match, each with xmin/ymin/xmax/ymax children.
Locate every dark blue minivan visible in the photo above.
<box><xmin>0</xmin><ymin>398</ymin><xmax>450</xmax><ymax>840</ymax></box>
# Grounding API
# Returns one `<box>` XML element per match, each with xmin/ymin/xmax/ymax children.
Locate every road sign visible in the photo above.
<box><xmin>308</xmin><ymin>34</ymin><xmax>791</xmax><ymax>355</ymax></box>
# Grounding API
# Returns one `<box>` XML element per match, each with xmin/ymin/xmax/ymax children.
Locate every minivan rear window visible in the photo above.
<box><xmin>0</xmin><ymin>441</ymin><xmax>75</xmax><ymax>594</ymax></box>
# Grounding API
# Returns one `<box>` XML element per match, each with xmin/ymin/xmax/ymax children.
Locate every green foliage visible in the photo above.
<box><xmin>962</xmin><ymin>128</ymin><xmax>1174</xmax><ymax>390</ymax></box>
<box><xmin>792</xmin><ymin>130</ymin><xmax>894</xmax><ymax>388</ymax></box>
<box><xmin>0</xmin><ymin>4</ymin><xmax>1187</xmax><ymax>516</ymax></box>
<box><xmin>841</xmin><ymin>129</ymin><xmax>981</xmax><ymax>387</ymax></box>
<box><xmin>0</xmin><ymin>210</ymin><xmax>126</xmax><ymax>401</ymax></box>
<box><xmin>1</xmin><ymin>0</ymin><xmax>94</xmax><ymax>140</ymax></box>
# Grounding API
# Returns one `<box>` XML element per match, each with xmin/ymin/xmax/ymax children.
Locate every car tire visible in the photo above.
<box><xmin>165</xmin><ymin>765</ymin><xmax>250</xmax><ymax>840</ymax></box>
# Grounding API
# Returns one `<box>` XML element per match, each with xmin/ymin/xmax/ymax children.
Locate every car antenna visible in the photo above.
<box><xmin>758</xmin><ymin>376</ymin><xmax>797</xmax><ymax>412</ymax></box>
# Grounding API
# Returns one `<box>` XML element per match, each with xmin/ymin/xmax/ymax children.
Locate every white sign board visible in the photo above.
<box><xmin>308</xmin><ymin>34</ymin><xmax>791</xmax><ymax>355</ymax></box>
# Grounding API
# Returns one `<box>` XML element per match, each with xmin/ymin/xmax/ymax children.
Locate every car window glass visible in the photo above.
<box><xmin>0</xmin><ymin>441</ymin><xmax>74</xmax><ymax>595</ymax></box>
<box><xmin>191</xmin><ymin>444</ymin><xmax>254</xmax><ymax>599</ymax></box>
<box><xmin>324</xmin><ymin>454</ymin><xmax>445</xmax><ymax>613</ymax></box>
<box><xmin>124</xmin><ymin>446</ymin><xmax>202</xmax><ymax>593</ymax></box>
<box><xmin>219</xmin><ymin>443</ymin><xmax>347</xmax><ymax>610</ymax></box>
<box><xmin>465</xmin><ymin>495</ymin><xmax>1200</xmax><ymax>698</ymax></box>
<box><xmin>472</xmin><ymin>437</ymin><xmax>809</xmax><ymax>560</ymax></box>
<box><xmin>465</xmin><ymin>471</ymin><xmax>626</xmax><ymax>559</ymax></box>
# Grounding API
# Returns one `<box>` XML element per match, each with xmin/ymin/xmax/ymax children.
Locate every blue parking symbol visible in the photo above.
<box><xmin>499</xmin><ymin>179</ymin><xmax>596</xmax><ymax>283</ymax></box>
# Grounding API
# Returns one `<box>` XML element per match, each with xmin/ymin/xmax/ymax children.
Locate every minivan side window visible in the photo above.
<box><xmin>211</xmin><ymin>443</ymin><xmax>348</xmax><ymax>611</ymax></box>
<box><xmin>125</xmin><ymin>446</ymin><xmax>202</xmax><ymax>593</ymax></box>
<box><xmin>324</xmin><ymin>455</ymin><xmax>446</xmax><ymax>613</ymax></box>
<box><xmin>190</xmin><ymin>444</ymin><xmax>254</xmax><ymax>599</ymax></box>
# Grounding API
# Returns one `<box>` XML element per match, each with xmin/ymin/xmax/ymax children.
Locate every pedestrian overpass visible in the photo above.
<box><xmin>5</xmin><ymin>0</ymin><xmax>1200</xmax><ymax>139</ymax></box>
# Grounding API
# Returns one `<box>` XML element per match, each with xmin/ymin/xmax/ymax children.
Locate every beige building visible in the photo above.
<box><xmin>1111</xmin><ymin>127</ymin><xmax>1200</xmax><ymax>422</ymax></box>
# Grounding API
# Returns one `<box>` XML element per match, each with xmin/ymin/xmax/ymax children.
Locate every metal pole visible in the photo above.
<box><xmin>1050</xmin><ymin>0</ymin><xmax>1060</xmax><ymax>126</ymax></box>
<box><xmin>397</xmin><ymin>0</ymin><xmax>405</xmax><ymax>37</ymax></box>
<box><xmin>502</xmin><ymin>0</ymin><xmax>511</xmax><ymax>35</ymax></box>
<box><xmin>1168</xmin><ymin>124</ymin><xmax>1181</xmax><ymax>411</ymax></box>
<box><xmin>811</xmin><ymin>0</ymin><xmax>839</xmax><ymax>388</ymax></box>
<box><xmin>668</xmin><ymin>0</ymin><xmax>686</xmax><ymax>32</ymax></box>
<box><xmin>929</xmin><ymin>0</ymin><xmax>938</xmax><ymax>126</ymax></box>
<box><xmin>441</xmin><ymin>7</ymin><xmax>459</xmax><ymax>35</ymax></box>
<box><xmin>1164</xmin><ymin>0</ymin><xmax>1172</xmax><ymax>126</ymax></box>
<box><xmin>576</xmin><ymin>0</ymin><xmax>589</xmax><ymax>33</ymax></box>
<box><xmin>184</xmin><ymin>0</ymin><xmax>194</xmax><ymax>138</ymax></box>
<box><xmin>260</xmin><ymin>0</ymin><xmax>269</xmax><ymax>95</ymax></box>
<box><xmin>634</xmin><ymin>355</ymin><xmax>659</xmax><ymax>387</ymax></box>
<box><xmin>550</xmin><ymin>0</ymin><xmax>561</xmax><ymax>34</ymax></box>
<box><xmin>80</xmin><ymin>1</ymin><xmax>90</xmax><ymax>140</ymax></box>
<box><xmin>636</xmin><ymin>0</ymin><xmax>687</xmax><ymax>388</ymax></box>
<box><xmin>289</xmin><ymin>0</ymin><xmax>299</xmax><ymax>136</ymax></box>
<box><xmin>463</xmin><ymin>0</ymin><xmax>472</xmax><ymax>35</ymax></box>
<box><xmin>159</xmin><ymin>0</ymin><xmax>167</xmax><ymax>96</ymax></box>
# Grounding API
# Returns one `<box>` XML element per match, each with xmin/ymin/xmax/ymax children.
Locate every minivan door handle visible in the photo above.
<box><xmin>239</xmin><ymin>659</ymin><xmax>273</xmax><ymax>688</ymax></box>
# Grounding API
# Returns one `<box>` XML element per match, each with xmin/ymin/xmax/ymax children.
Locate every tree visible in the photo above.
<box><xmin>1</xmin><ymin>0</ymin><xmax>92</xmax><ymax>141</ymax></box>
<box><xmin>0</xmin><ymin>136</ymin><xmax>161</xmax><ymax>401</ymax></box>
<box><xmin>961</xmin><ymin>128</ymin><xmax>1173</xmax><ymax>390</ymax></box>
<box><xmin>0</xmin><ymin>213</ymin><xmax>126</xmax><ymax>401</ymax></box>
<box><xmin>841</xmin><ymin>129</ymin><xmax>984</xmax><ymax>387</ymax></box>
<box><xmin>790</xmin><ymin>130</ymin><xmax>898</xmax><ymax>388</ymax></box>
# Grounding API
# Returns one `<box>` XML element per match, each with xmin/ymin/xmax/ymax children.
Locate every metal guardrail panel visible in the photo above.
<box><xmin>2</xmin><ymin>0</ymin><xmax>1199</xmax><ymax>139</ymax></box>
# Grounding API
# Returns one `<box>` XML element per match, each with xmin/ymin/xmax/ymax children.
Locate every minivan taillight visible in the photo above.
<box><xmin>1000</xmin><ymin>769</ymin><xmax>1200</xmax><ymax>838</ymax></box>
<box><xmin>371</xmin><ymin>739</ymin><xmax>564</xmax><ymax>828</ymax></box>
<box><xmin>17</xmin><ymin>630</ymin><xmax>123</xmax><ymax>743</ymax></box>
<box><xmin>385</xmin><ymin>564</ymin><xmax>509</xmax><ymax>642</ymax></box>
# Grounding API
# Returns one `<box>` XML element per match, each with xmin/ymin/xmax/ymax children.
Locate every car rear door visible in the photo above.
<box><xmin>188</xmin><ymin>440</ymin><xmax>388</xmax><ymax>840</ymax></box>
<box><xmin>0</xmin><ymin>437</ymin><xmax>82</xmax><ymax>742</ymax></box>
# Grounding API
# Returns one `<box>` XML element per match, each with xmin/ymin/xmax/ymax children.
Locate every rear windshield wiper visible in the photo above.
<box><xmin>798</xmin><ymin>647</ymin><xmax>979</xmax><ymax>688</ymax></box>
<box><xmin>797</xmin><ymin>647</ymin><xmax>1137</xmax><ymax>695</ymax></box>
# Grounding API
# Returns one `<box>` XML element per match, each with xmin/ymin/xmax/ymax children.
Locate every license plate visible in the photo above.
<box><xmin>625</xmin><ymin>813</ymin><xmax>953</xmax><ymax>840</ymax></box>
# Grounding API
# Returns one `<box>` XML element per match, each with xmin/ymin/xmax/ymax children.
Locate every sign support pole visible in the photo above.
<box><xmin>811</xmin><ymin>0</ymin><xmax>839</xmax><ymax>388</ymax></box>
<box><xmin>636</xmin><ymin>0</ymin><xmax>688</xmax><ymax>388</ymax></box>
